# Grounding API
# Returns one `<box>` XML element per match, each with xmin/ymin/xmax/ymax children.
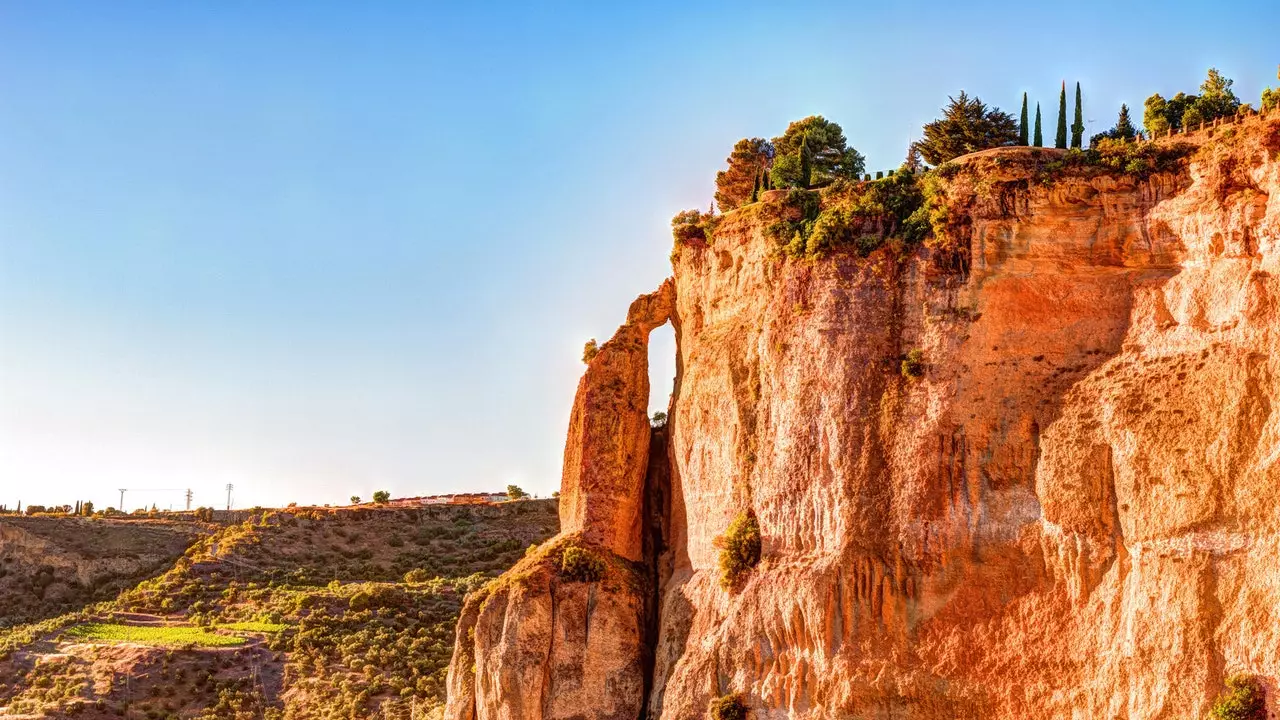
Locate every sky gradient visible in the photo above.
<box><xmin>1</xmin><ymin>1</ymin><xmax>1277</xmax><ymax>510</ymax></box>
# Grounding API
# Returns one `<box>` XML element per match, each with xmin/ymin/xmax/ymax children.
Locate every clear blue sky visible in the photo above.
<box><xmin>1</xmin><ymin>1</ymin><xmax>1276</xmax><ymax>511</ymax></box>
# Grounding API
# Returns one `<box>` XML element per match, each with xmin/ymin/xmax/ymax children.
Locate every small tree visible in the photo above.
<box><xmin>1019</xmin><ymin>92</ymin><xmax>1029</xmax><ymax>145</ymax></box>
<box><xmin>82</xmin><ymin>501</ymin><xmax>94</xmax><ymax>516</ymax></box>
<box><xmin>713</xmin><ymin>138</ymin><xmax>774</xmax><ymax>211</ymax></box>
<box><xmin>798</xmin><ymin>133</ymin><xmax>812</xmax><ymax>188</ymax></box>
<box><xmin>1070</xmin><ymin>82</ymin><xmax>1085</xmax><ymax>149</ymax></box>
<box><xmin>748</xmin><ymin>172</ymin><xmax>760</xmax><ymax>203</ymax></box>
<box><xmin>1033</xmin><ymin>103</ymin><xmax>1043</xmax><ymax>146</ymax></box>
<box><xmin>650</xmin><ymin>411</ymin><xmax>668</xmax><ymax>428</ymax></box>
<box><xmin>372</xmin><ymin>490</ymin><xmax>390</xmax><ymax>504</ymax></box>
<box><xmin>1115</xmin><ymin>104</ymin><xmax>1136</xmax><ymax>140</ymax></box>
<box><xmin>1262</xmin><ymin>66</ymin><xmax>1279</xmax><ymax>112</ymax></box>
<box><xmin>582</xmin><ymin>338</ymin><xmax>599</xmax><ymax>363</ymax></box>
<box><xmin>1055</xmin><ymin>81</ymin><xmax>1068</xmax><ymax>149</ymax></box>
<box><xmin>507</xmin><ymin>485</ymin><xmax>529</xmax><ymax>500</ymax></box>
<box><xmin>350</xmin><ymin>496</ymin><xmax>361</xmax><ymax>504</ymax></box>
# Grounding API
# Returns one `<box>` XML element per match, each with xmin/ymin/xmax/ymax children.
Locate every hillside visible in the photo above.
<box><xmin>446</xmin><ymin>112</ymin><xmax>1280</xmax><ymax>719</ymax></box>
<box><xmin>0</xmin><ymin>499</ymin><xmax>559</xmax><ymax>719</ymax></box>
<box><xmin>0</xmin><ymin>518</ymin><xmax>207</xmax><ymax>627</ymax></box>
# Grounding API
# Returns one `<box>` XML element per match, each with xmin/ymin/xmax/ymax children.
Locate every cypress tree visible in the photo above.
<box><xmin>749</xmin><ymin>172</ymin><xmax>760</xmax><ymax>203</ymax></box>
<box><xmin>1055</xmin><ymin>82</ymin><xmax>1068</xmax><ymax>148</ymax></box>
<box><xmin>1034</xmin><ymin>103</ymin><xmax>1044</xmax><ymax>146</ymax></box>
<box><xmin>1019</xmin><ymin>92</ymin><xmax>1029</xmax><ymax>145</ymax></box>
<box><xmin>798</xmin><ymin>133</ymin><xmax>812</xmax><ymax>188</ymax></box>
<box><xmin>1070</xmin><ymin>82</ymin><xmax>1084</xmax><ymax>148</ymax></box>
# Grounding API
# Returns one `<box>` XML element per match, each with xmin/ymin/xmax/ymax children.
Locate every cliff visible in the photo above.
<box><xmin>447</xmin><ymin>115</ymin><xmax>1280</xmax><ymax>719</ymax></box>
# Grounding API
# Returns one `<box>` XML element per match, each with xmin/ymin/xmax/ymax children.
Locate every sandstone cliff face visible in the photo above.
<box><xmin>448</xmin><ymin>117</ymin><xmax>1280</xmax><ymax>719</ymax></box>
<box><xmin>445</xmin><ymin>281</ymin><xmax>674</xmax><ymax>720</ymax></box>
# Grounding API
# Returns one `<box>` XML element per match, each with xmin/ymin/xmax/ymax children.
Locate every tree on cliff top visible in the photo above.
<box><xmin>1090</xmin><ymin>104</ymin><xmax>1137</xmax><ymax>147</ymax></box>
<box><xmin>1033</xmin><ymin>102</ymin><xmax>1043</xmax><ymax>146</ymax></box>
<box><xmin>372</xmin><ymin>490</ymin><xmax>390</xmax><ymax>504</ymax></box>
<box><xmin>1070</xmin><ymin>82</ymin><xmax>1085</xmax><ymax>149</ymax></box>
<box><xmin>714</xmin><ymin>137</ymin><xmax>774</xmax><ymax>211</ymax></box>
<box><xmin>769</xmin><ymin>116</ymin><xmax>864</xmax><ymax>189</ymax></box>
<box><xmin>1055</xmin><ymin>82</ymin><xmax>1068</xmax><ymax>148</ymax></box>
<box><xmin>1262</xmin><ymin>65</ymin><xmax>1279</xmax><ymax>112</ymax></box>
<box><xmin>912</xmin><ymin>92</ymin><xmax>1018</xmax><ymax>165</ymax></box>
<box><xmin>1143</xmin><ymin>68</ymin><xmax>1243</xmax><ymax>135</ymax></box>
<box><xmin>1019</xmin><ymin>92</ymin><xmax>1029</xmax><ymax>145</ymax></box>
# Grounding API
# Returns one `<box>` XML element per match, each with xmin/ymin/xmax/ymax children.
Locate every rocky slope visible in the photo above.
<box><xmin>0</xmin><ymin>518</ymin><xmax>206</xmax><ymax>626</ymax></box>
<box><xmin>446</xmin><ymin>115</ymin><xmax>1280</xmax><ymax>719</ymax></box>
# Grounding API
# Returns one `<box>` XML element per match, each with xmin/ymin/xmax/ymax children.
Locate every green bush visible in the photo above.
<box><xmin>403</xmin><ymin>568</ymin><xmax>432</xmax><ymax>584</ymax></box>
<box><xmin>559</xmin><ymin>544</ymin><xmax>605</xmax><ymax>583</ymax></box>
<box><xmin>901</xmin><ymin>349</ymin><xmax>925</xmax><ymax>380</ymax></box>
<box><xmin>1211</xmin><ymin>675</ymin><xmax>1266</xmax><ymax>720</ymax></box>
<box><xmin>708</xmin><ymin>693</ymin><xmax>748</xmax><ymax>720</ymax></box>
<box><xmin>716</xmin><ymin>511</ymin><xmax>761</xmax><ymax>589</ymax></box>
<box><xmin>671</xmin><ymin>209</ymin><xmax>720</xmax><ymax>246</ymax></box>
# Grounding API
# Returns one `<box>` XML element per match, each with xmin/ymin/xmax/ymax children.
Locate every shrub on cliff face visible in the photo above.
<box><xmin>559</xmin><ymin>544</ymin><xmax>605</xmax><ymax>583</ymax></box>
<box><xmin>708</xmin><ymin>693</ymin><xmax>748</xmax><ymax>720</ymax></box>
<box><xmin>582</xmin><ymin>339</ymin><xmax>599</xmax><ymax>363</ymax></box>
<box><xmin>901</xmin><ymin>349</ymin><xmax>925</xmax><ymax>380</ymax></box>
<box><xmin>1210</xmin><ymin>674</ymin><xmax>1266</xmax><ymax>720</ymax></box>
<box><xmin>716</xmin><ymin>511</ymin><xmax>761</xmax><ymax>589</ymax></box>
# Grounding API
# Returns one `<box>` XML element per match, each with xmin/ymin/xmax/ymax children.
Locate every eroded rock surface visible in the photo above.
<box><xmin>448</xmin><ymin>117</ymin><xmax>1280</xmax><ymax>719</ymax></box>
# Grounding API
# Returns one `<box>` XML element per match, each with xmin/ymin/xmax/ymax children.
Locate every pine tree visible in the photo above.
<box><xmin>1115</xmin><ymin>104</ymin><xmax>1136</xmax><ymax>141</ymax></box>
<box><xmin>1019</xmin><ymin>92</ymin><xmax>1029</xmax><ymax>145</ymax></box>
<box><xmin>798</xmin><ymin>133</ymin><xmax>812</xmax><ymax>188</ymax></box>
<box><xmin>1070</xmin><ymin>82</ymin><xmax>1084</xmax><ymax>148</ymax></box>
<box><xmin>1055</xmin><ymin>82</ymin><xmax>1068</xmax><ymax>149</ymax></box>
<box><xmin>749</xmin><ymin>172</ymin><xmax>760</xmax><ymax>203</ymax></box>
<box><xmin>1034</xmin><ymin>103</ymin><xmax>1044</xmax><ymax>146</ymax></box>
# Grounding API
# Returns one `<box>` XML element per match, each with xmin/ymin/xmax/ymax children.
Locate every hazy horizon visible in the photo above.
<box><xmin>2</xmin><ymin>0</ymin><xmax>1277</xmax><ymax>511</ymax></box>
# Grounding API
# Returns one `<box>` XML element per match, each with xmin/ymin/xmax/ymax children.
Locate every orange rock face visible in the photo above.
<box><xmin>445</xmin><ymin>280</ymin><xmax>673</xmax><ymax>720</ymax></box>
<box><xmin>449</xmin><ymin>118</ymin><xmax>1280</xmax><ymax>719</ymax></box>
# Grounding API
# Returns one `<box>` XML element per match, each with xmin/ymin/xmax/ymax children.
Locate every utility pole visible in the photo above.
<box><xmin>118</xmin><ymin>488</ymin><xmax>126</xmax><ymax>510</ymax></box>
<box><xmin>185</xmin><ymin>489</ymin><xmax>193</xmax><ymax>511</ymax></box>
<box><xmin>225</xmin><ymin>483</ymin><xmax>234</xmax><ymax>511</ymax></box>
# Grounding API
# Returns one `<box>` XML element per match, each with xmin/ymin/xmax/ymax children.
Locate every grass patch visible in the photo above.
<box><xmin>215</xmin><ymin>621</ymin><xmax>288</xmax><ymax>633</ymax></box>
<box><xmin>64</xmin><ymin>622</ymin><xmax>245</xmax><ymax>648</ymax></box>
